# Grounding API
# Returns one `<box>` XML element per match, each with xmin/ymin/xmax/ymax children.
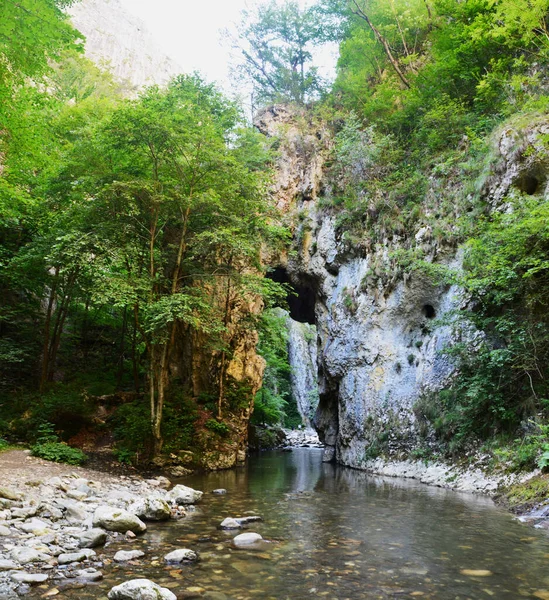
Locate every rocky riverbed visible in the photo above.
<box><xmin>0</xmin><ymin>450</ymin><xmax>216</xmax><ymax>599</ymax></box>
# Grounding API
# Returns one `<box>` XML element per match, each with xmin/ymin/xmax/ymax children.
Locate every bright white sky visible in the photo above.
<box><xmin>118</xmin><ymin>0</ymin><xmax>338</xmax><ymax>97</ymax></box>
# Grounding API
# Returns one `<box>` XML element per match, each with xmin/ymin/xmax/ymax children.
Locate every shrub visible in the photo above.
<box><xmin>205</xmin><ymin>419</ymin><xmax>230</xmax><ymax>436</ymax></box>
<box><xmin>31</xmin><ymin>442</ymin><xmax>87</xmax><ymax>465</ymax></box>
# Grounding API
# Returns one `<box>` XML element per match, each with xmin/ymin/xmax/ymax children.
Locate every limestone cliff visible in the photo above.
<box><xmin>68</xmin><ymin>0</ymin><xmax>180</xmax><ymax>90</ymax></box>
<box><xmin>256</xmin><ymin>105</ymin><xmax>549</xmax><ymax>469</ymax></box>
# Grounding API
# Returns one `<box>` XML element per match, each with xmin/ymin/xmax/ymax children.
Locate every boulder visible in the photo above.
<box><xmin>92</xmin><ymin>506</ymin><xmax>146</xmax><ymax>534</ymax></box>
<box><xmin>232</xmin><ymin>533</ymin><xmax>263</xmax><ymax>547</ymax></box>
<box><xmin>107</xmin><ymin>579</ymin><xmax>176</xmax><ymax>600</ymax></box>
<box><xmin>130</xmin><ymin>497</ymin><xmax>171</xmax><ymax>521</ymax></box>
<box><xmin>78</xmin><ymin>528</ymin><xmax>107</xmax><ymax>548</ymax></box>
<box><xmin>163</xmin><ymin>549</ymin><xmax>198</xmax><ymax>563</ymax></box>
<box><xmin>114</xmin><ymin>550</ymin><xmax>145</xmax><ymax>562</ymax></box>
<box><xmin>17</xmin><ymin>518</ymin><xmax>51</xmax><ymax>535</ymax></box>
<box><xmin>165</xmin><ymin>485</ymin><xmax>203</xmax><ymax>505</ymax></box>
<box><xmin>219</xmin><ymin>518</ymin><xmax>241</xmax><ymax>530</ymax></box>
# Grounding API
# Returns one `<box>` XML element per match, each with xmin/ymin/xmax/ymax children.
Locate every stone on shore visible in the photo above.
<box><xmin>10</xmin><ymin>547</ymin><xmax>41</xmax><ymax>564</ymax></box>
<box><xmin>165</xmin><ymin>485</ymin><xmax>203</xmax><ymax>505</ymax></box>
<box><xmin>77</xmin><ymin>528</ymin><xmax>107</xmax><ymax>548</ymax></box>
<box><xmin>57</xmin><ymin>549</ymin><xmax>96</xmax><ymax>564</ymax></box>
<box><xmin>107</xmin><ymin>579</ymin><xmax>176</xmax><ymax>600</ymax></box>
<box><xmin>93</xmin><ymin>506</ymin><xmax>146</xmax><ymax>534</ymax></box>
<box><xmin>220</xmin><ymin>518</ymin><xmax>241</xmax><ymax>530</ymax></box>
<box><xmin>10</xmin><ymin>572</ymin><xmax>49</xmax><ymax>584</ymax></box>
<box><xmin>130</xmin><ymin>497</ymin><xmax>171</xmax><ymax>521</ymax></box>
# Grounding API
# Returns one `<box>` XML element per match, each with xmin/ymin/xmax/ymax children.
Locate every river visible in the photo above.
<box><xmin>51</xmin><ymin>449</ymin><xmax>549</xmax><ymax>599</ymax></box>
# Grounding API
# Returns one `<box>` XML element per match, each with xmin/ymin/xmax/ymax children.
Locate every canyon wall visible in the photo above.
<box><xmin>256</xmin><ymin>105</ymin><xmax>549</xmax><ymax>468</ymax></box>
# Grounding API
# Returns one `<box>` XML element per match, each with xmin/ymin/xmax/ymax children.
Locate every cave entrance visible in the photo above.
<box><xmin>267</xmin><ymin>267</ymin><xmax>316</xmax><ymax>325</ymax></box>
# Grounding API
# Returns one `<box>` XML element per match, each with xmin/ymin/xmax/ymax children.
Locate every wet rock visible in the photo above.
<box><xmin>130</xmin><ymin>497</ymin><xmax>171</xmax><ymax>521</ymax></box>
<box><xmin>114</xmin><ymin>550</ymin><xmax>145</xmax><ymax>562</ymax></box>
<box><xmin>212</xmin><ymin>489</ymin><xmax>226</xmax><ymax>495</ymax></box>
<box><xmin>92</xmin><ymin>506</ymin><xmax>146</xmax><ymax>534</ymax></box>
<box><xmin>77</xmin><ymin>528</ymin><xmax>107</xmax><ymax>549</ymax></box>
<box><xmin>10</xmin><ymin>573</ymin><xmax>48</xmax><ymax>584</ymax></box>
<box><xmin>107</xmin><ymin>579</ymin><xmax>176</xmax><ymax>600</ymax></box>
<box><xmin>10</xmin><ymin>547</ymin><xmax>41</xmax><ymax>564</ymax></box>
<box><xmin>75</xmin><ymin>568</ymin><xmax>103</xmax><ymax>582</ymax></box>
<box><xmin>232</xmin><ymin>533</ymin><xmax>263</xmax><ymax>547</ymax></box>
<box><xmin>165</xmin><ymin>485</ymin><xmax>203</xmax><ymax>505</ymax></box>
<box><xmin>57</xmin><ymin>549</ymin><xmax>96</xmax><ymax>564</ymax></box>
<box><xmin>219</xmin><ymin>518</ymin><xmax>241</xmax><ymax>530</ymax></box>
<box><xmin>460</xmin><ymin>569</ymin><xmax>493</xmax><ymax>577</ymax></box>
<box><xmin>163</xmin><ymin>549</ymin><xmax>198</xmax><ymax>563</ymax></box>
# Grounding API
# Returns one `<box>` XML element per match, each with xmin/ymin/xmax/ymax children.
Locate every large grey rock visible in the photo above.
<box><xmin>165</xmin><ymin>485</ymin><xmax>203</xmax><ymax>505</ymax></box>
<box><xmin>10</xmin><ymin>547</ymin><xmax>41</xmax><ymax>564</ymax></box>
<box><xmin>92</xmin><ymin>506</ymin><xmax>146</xmax><ymax>534</ymax></box>
<box><xmin>232</xmin><ymin>533</ymin><xmax>263</xmax><ymax>547</ymax></box>
<box><xmin>78</xmin><ymin>528</ymin><xmax>107</xmax><ymax>548</ymax></box>
<box><xmin>58</xmin><ymin>549</ymin><xmax>96</xmax><ymax>564</ymax></box>
<box><xmin>163</xmin><ymin>549</ymin><xmax>198</xmax><ymax>563</ymax></box>
<box><xmin>130</xmin><ymin>497</ymin><xmax>171</xmax><ymax>521</ymax></box>
<box><xmin>114</xmin><ymin>550</ymin><xmax>145</xmax><ymax>562</ymax></box>
<box><xmin>107</xmin><ymin>579</ymin><xmax>176</xmax><ymax>600</ymax></box>
<box><xmin>0</xmin><ymin>560</ymin><xmax>19</xmax><ymax>571</ymax></box>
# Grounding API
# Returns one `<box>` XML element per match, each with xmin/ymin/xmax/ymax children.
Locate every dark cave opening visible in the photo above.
<box><xmin>267</xmin><ymin>267</ymin><xmax>316</xmax><ymax>325</ymax></box>
<box><xmin>517</xmin><ymin>173</ymin><xmax>540</xmax><ymax>196</ymax></box>
<box><xmin>423</xmin><ymin>304</ymin><xmax>436</xmax><ymax>319</ymax></box>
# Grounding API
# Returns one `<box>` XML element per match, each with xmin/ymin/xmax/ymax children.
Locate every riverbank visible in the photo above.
<box><xmin>0</xmin><ymin>450</ymin><xmax>204</xmax><ymax>599</ymax></box>
<box><xmin>358</xmin><ymin>454</ymin><xmax>549</xmax><ymax>529</ymax></box>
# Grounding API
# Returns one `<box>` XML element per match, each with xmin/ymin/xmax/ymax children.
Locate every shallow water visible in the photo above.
<box><xmin>45</xmin><ymin>449</ymin><xmax>549</xmax><ymax>599</ymax></box>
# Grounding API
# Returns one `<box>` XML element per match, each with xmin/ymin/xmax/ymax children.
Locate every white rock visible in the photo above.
<box><xmin>114</xmin><ymin>550</ymin><xmax>145</xmax><ymax>562</ymax></box>
<box><xmin>92</xmin><ymin>506</ymin><xmax>146</xmax><ymax>534</ymax></box>
<box><xmin>107</xmin><ymin>579</ymin><xmax>176</xmax><ymax>600</ymax></box>
<box><xmin>165</xmin><ymin>485</ymin><xmax>203</xmax><ymax>505</ymax></box>
<box><xmin>219</xmin><ymin>518</ymin><xmax>241</xmax><ymax>530</ymax></box>
<box><xmin>163</xmin><ymin>549</ymin><xmax>198</xmax><ymax>563</ymax></box>
<box><xmin>0</xmin><ymin>560</ymin><xmax>19</xmax><ymax>571</ymax></box>
<box><xmin>130</xmin><ymin>497</ymin><xmax>171</xmax><ymax>521</ymax></box>
<box><xmin>10</xmin><ymin>547</ymin><xmax>41</xmax><ymax>564</ymax></box>
<box><xmin>0</xmin><ymin>525</ymin><xmax>11</xmax><ymax>536</ymax></box>
<box><xmin>232</xmin><ymin>533</ymin><xmax>263</xmax><ymax>547</ymax></box>
<box><xmin>10</xmin><ymin>572</ymin><xmax>48</xmax><ymax>584</ymax></box>
<box><xmin>17</xmin><ymin>518</ymin><xmax>51</xmax><ymax>534</ymax></box>
<box><xmin>75</xmin><ymin>568</ymin><xmax>103</xmax><ymax>581</ymax></box>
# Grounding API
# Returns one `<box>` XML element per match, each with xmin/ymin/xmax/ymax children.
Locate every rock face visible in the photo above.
<box><xmin>253</xmin><ymin>105</ymin><xmax>492</xmax><ymax>468</ymax></box>
<box><xmin>68</xmin><ymin>0</ymin><xmax>180</xmax><ymax>90</ymax></box>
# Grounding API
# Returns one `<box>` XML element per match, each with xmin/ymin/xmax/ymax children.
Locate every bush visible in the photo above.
<box><xmin>205</xmin><ymin>419</ymin><xmax>230</xmax><ymax>436</ymax></box>
<box><xmin>0</xmin><ymin>438</ymin><xmax>9</xmax><ymax>451</ymax></box>
<box><xmin>31</xmin><ymin>442</ymin><xmax>87</xmax><ymax>465</ymax></box>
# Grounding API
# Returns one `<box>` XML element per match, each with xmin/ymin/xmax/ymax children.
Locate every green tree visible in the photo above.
<box><xmin>233</xmin><ymin>0</ymin><xmax>332</xmax><ymax>106</ymax></box>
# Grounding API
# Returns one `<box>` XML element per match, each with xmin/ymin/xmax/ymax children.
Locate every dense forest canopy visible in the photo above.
<box><xmin>2</xmin><ymin>0</ymin><xmax>549</xmax><ymax>468</ymax></box>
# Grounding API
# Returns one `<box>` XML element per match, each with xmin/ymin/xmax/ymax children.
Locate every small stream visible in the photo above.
<box><xmin>51</xmin><ymin>449</ymin><xmax>549</xmax><ymax>599</ymax></box>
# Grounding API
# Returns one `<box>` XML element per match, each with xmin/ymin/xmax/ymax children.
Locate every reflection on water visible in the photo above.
<box><xmin>45</xmin><ymin>450</ymin><xmax>549</xmax><ymax>599</ymax></box>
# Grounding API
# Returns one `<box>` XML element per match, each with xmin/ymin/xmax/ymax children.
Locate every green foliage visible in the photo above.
<box><xmin>233</xmin><ymin>0</ymin><xmax>335</xmax><ymax>105</ymax></box>
<box><xmin>31</xmin><ymin>442</ymin><xmax>87</xmax><ymax>465</ymax></box>
<box><xmin>252</xmin><ymin>308</ymin><xmax>292</xmax><ymax>426</ymax></box>
<box><xmin>205</xmin><ymin>419</ymin><xmax>230</xmax><ymax>436</ymax></box>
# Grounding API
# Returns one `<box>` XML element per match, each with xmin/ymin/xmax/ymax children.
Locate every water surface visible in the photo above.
<box><xmin>55</xmin><ymin>450</ymin><xmax>549</xmax><ymax>599</ymax></box>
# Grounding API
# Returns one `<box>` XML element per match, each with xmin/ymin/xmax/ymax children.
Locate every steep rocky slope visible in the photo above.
<box><xmin>257</xmin><ymin>105</ymin><xmax>549</xmax><ymax>471</ymax></box>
